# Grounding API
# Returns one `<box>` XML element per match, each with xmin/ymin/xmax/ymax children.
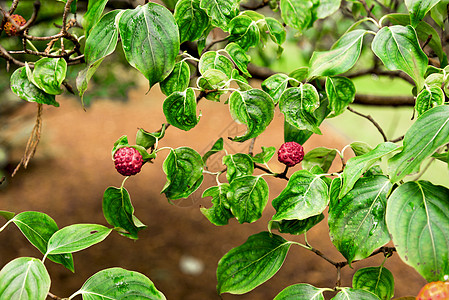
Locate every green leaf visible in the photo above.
<box><xmin>353</xmin><ymin>266</ymin><xmax>395</xmax><ymax>300</ymax></box>
<box><xmin>262</xmin><ymin>73</ymin><xmax>289</xmax><ymax>104</ymax></box>
<box><xmin>386</xmin><ymin>181</ymin><xmax>449</xmax><ymax>282</ymax></box>
<box><xmin>228</xmin><ymin>15</ymin><xmax>260</xmax><ymax>50</ymax></box>
<box><xmin>272</xmin><ymin>170</ymin><xmax>329</xmax><ymax>222</ymax></box>
<box><xmin>229</xmin><ymin>89</ymin><xmax>275</xmax><ymax>142</ymax></box>
<box><xmin>217</xmin><ymin>232</ymin><xmax>293</xmax><ymax>294</ymax></box>
<box><xmin>288</xmin><ymin>67</ymin><xmax>309</xmax><ymax>86</ymax></box>
<box><xmin>199</xmin><ymin>51</ymin><xmax>234</xmax><ymax>77</ymax></box>
<box><xmin>201</xmin><ymin>184</ymin><xmax>233</xmax><ymax>225</ymax></box>
<box><xmin>325</xmin><ymin>76</ymin><xmax>356</xmax><ymax>117</ymax></box>
<box><xmin>78</xmin><ymin>10</ymin><xmax>122</xmax><ymax>99</ymax></box>
<box><xmin>332</xmin><ymin>287</ymin><xmax>381</xmax><ymax>299</ymax></box>
<box><xmin>200</xmin><ymin>0</ymin><xmax>239</xmax><ymax>30</ymax></box>
<box><xmin>266</xmin><ymin>17</ymin><xmax>286</xmax><ymax>45</ymax></box>
<box><xmin>284</xmin><ymin>119</ymin><xmax>312</xmax><ymax>144</ymax></box>
<box><xmin>12</xmin><ymin>211</ymin><xmax>74</xmax><ymax>272</ymax></box>
<box><xmin>160</xmin><ymin>61</ymin><xmax>191</xmax><ymax>97</ymax></box>
<box><xmin>119</xmin><ymin>3</ymin><xmax>180</xmax><ymax>87</ymax></box>
<box><xmin>202</xmin><ymin>137</ymin><xmax>224</xmax><ymax>164</ymax></box>
<box><xmin>329</xmin><ymin>176</ymin><xmax>392</xmax><ymax>264</ymax></box>
<box><xmin>197</xmin><ymin>69</ymin><xmax>229</xmax><ymax>94</ymax></box>
<box><xmin>316</xmin><ymin>0</ymin><xmax>341</xmax><ymax>19</ymax></box>
<box><xmin>372</xmin><ymin>25</ymin><xmax>427</xmax><ymax>89</ymax></box>
<box><xmin>74</xmin><ymin>267</ymin><xmax>166</xmax><ymax>300</ymax></box>
<box><xmin>0</xmin><ymin>210</ymin><xmax>15</xmax><ymax>221</ymax></box>
<box><xmin>415</xmin><ymin>85</ymin><xmax>444</xmax><ymax>117</ymax></box>
<box><xmin>222</xmin><ymin>153</ymin><xmax>254</xmax><ymax>182</ymax></box>
<box><xmin>309</xmin><ymin>29</ymin><xmax>367</xmax><ymax>78</ymax></box>
<box><xmin>269</xmin><ymin>214</ymin><xmax>324</xmax><ymax>236</ymax></box>
<box><xmin>302</xmin><ymin>147</ymin><xmax>338</xmax><ymax>173</ymax></box>
<box><xmin>274</xmin><ymin>283</ymin><xmax>326</xmax><ymax>300</ymax></box>
<box><xmin>136</xmin><ymin>124</ymin><xmax>166</xmax><ymax>150</ymax></box>
<box><xmin>231</xmin><ymin>69</ymin><xmax>252</xmax><ymax>91</ymax></box>
<box><xmin>163</xmin><ymin>88</ymin><xmax>200</xmax><ymax>131</ymax></box>
<box><xmin>280</xmin><ymin>0</ymin><xmax>313</xmax><ymax>32</ymax></box>
<box><xmin>102</xmin><ymin>186</ymin><xmax>147</xmax><ymax>239</ymax></box>
<box><xmin>225</xmin><ymin>43</ymin><xmax>251</xmax><ymax>77</ymax></box>
<box><xmin>162</xmin><ymin>147</ymin><xmax>204</xmax><ymax>201</ymax></box>
<box><xmin>388</xmin><ymin>105</ymin><xmax>449</xmax><ymax>182</ymax></box>
<box><xmin>0</xmin><ymin>257</ymin><xmax>50</xmax><ymax>300</ymax></box>
<box><xmin>32</xmin><ymin>58</ymin><xmax>67</xmax><ymax>95</ymax></box>
<box><xmin>406</xmin><ymin>0</ymin><xmax>440</xmax><ymax>27</ymax></box>
<box><xmin>252</xmin><ymin>146</ymin><xmax>276</xmax><ymax>164</ymax></box>
<box><xmin>10</xmin><ymin>67</ymin><xmax>58</xmax><ymax>107</ymax></box>
<box><xmin>385</xmin><ymin>13</ymin><xmax>447</xmax><ymax>66</ymax></box>
<box><xmin>350</xmin><ymin>141</ymin><xmax>374</xmax><ymax>156</ymax></box>
<box><xmin>340</xmin><ymin>142</ymin><xmax>398</xmax><ymax>198</ymax></box>
<box><xmin>82</xmin><ymin>0</ymin><xmax>108</xmax><ymax>37</ymax></box>
<box><xmin>46</xmin><ymin>224</ymin><xmax>112</xmax><ymax>255</ymax></box>
<box><xmin>279</xmin><ymin>85</ymin><xmax>322</xmax><ymax>134</ymax></box>
<box><xmin>227</xmin><ymin>175</ymin><xmax>269</xmax><ymax>223</ymax></box>
<box><xmin>174</xmin><ymin>0</ymin><xmax>210</xmax><ymax>43</ymax></box>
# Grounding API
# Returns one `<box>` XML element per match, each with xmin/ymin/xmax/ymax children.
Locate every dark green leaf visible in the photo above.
<box><xmin>163</xmin><ymin>88</ymin><xmax>200</xmax><ymax>131</ymax></box>
<box><xmin>12</xmin><ymin>211</ymin><xmax>74</xmax><ymax>272</ymax></box>
<box><xmin>388</xmin><ymin>105</ymin><xmax>449</xmax><ymax>182</ymax></box>
<box><xmin>284</xmin><ymin>119</ymin><xmax>313</xmax><ymax>144</ymax></box>
<box><xmin>372</xmin><ymin>25</ymin><xmax>427</xmax><ymax>89</ymax></box>
<box><xmin>200</xmin><ymin>0</ymin><xmax>239</xmax><ymax>30</ymax></box>
<box><xmin>103</xmin><ymin>186</ymin><xmax>147</xmax><ymax>239</ymax></box>
<box><xmin>252</xmin><ymin>146</ymin><xmax>276</xmax><ymax>164</ymax></box>
<box><xmin>386</xmin><ymin>181</ymin><xmax>449</xmax><ymax>282</ymax></box>
<box><xmin>112</xmin><ymin>135</ymin><xmax>130</xmax><ymax>156</ymax></box>
<box><xmin>11</xmin><ymin>67</ymin><xmax>58</xmax><ymax>107</ymax></box>
<box><xmin>406</xmin><ymin>0</ymin><xmax>440</xmax><ymax>27</ymax></box>
<box><xmin>231</xmin><ymin>70</ymin><xmax>252</xmax><ymax>91</ymax></box>
<box><xmin>229</xmin><ymin>89</ymin><xmax>275</xmax><ymax>142</ymax></box>
<box><xmin>32</xmin><ymin>58</ymin><xmax>67</xmax><ymax>95</ymax></box>
<box><xmin>197</xmin><ymin>69</ymin><xmax>230</xmax><ymax>97</ymax></box>
<box><xmin>227</xmin><ymin>175</ymin><xmax>269</xmax><ymax>223</ymax></box>
<box><xmin>201</xmin><ymin>184</ymin><xmax>233</xmax><ymax>225</ymax></box>
<box><xmin>274</xmin><ymin>283</ymin><xmax>326</xmax><ymax>300</ymax></box>
<box><xmin>160</xmin><ymin>61</ymin><xmax>191</xmax><ymax>96</ymax></box>
<box><xmin>174</xmin><ymin>0</ymin><xmax>210</xmax><ymax>43</ymax></box>
<box><xmin>415</xmin><ymin>85</ymin><xmax>444</xmax><ymax>117</ymax></box>
<box><xmin>199</xmin><ymin>51</ymin><xmax>234</xmax><ymax>77</ymax></box>
<box><xmin>262</xmin><ymin>73</ymin><xmax>289</xmax><ymax>104</ymax></box>
<box><xmin>280</xmin><ymin>0</ymin><xmax>313</xmax><ymax>32</ymax></box>
<box><xmin>340</xmin><ymin>142</ymin><xmax>398</xmax><ymax>198</ymax></box>
<box><xmin>0</xmin><ymin>211</ymin><xmax>15</xmax><ymax>221</ymax></box>
<box><xmin>309</xmin><ymin>29</ymin><xmax>367</xmax><ymax>78</ymax></box>
<box><xmin>279</xmin><ymin>85</ymin><xmax>322</xmax><ymax>134</ymax></box>
<box><xmin>223</xmin><ymin>153</ymin><xmax>254</xmax><ymax>182</ymax></box>
<box><xmin>266</xmin><ymin>17</ymin><xmax>286</xmax><ymax>45</ymax></box>
<box><xmin>353</xmin><ymin>266</ymin><xmax>395</xmax><ymax>300</ymax></box>
<box><xmin>46</xmin><ymin>224</ymin><xmax>112</xmax><ymax>255</ymax></box>
<box><xmin>269</xmin><ymin>214</ymin><xmax>324</xmax><ymax>236</ymax></box>
<box><xmin>225</xmin><ymin>43</ymin><xmax>251</xmax><ymax>77</ymax></box>
<box><xmin>74</xmin><ymin>267</ymin><xmax>166</xmax><ymax>299</ymax></box>
<box><xmin>0</xmin><ymin>257</ymin><xmax>50</xmax><ymax>300</ymax></box>
<box><xmin>202</xmin><ymin>137</ymin><xmax>224</xmax><ymax>163</ymax></box>
<box><xmin>325</xmin><ymin>76</ymin><xmax>355</xmax><ymax>117</ymax></box>
<box><xmin>82</xmin><ymin>0</ymin><xmax>108</xmax><ymax>37</ymax></box>
<box><xmin>332</xmin><ymin>287</ymin><xmax>381</xmax><ymax>299</ymax></box>
<box><xmin>217</xmin><ymin>232</ymin><xmax>293</xmax><ymax>294</ymax></box>
<box><xmin>136</xmin><ymin>124</ymin><xmax>166</xmax><ymax>150</ymax></box>
<box><xmin>288</xmin><ymin>67</ymin><xmax>308</xmax><ymax>86</ymax></box>
<box><xmin>302</xmin><ymin>147</ymin><xmax>337</xmax><ymax>173</ymax></box>
<box><xmin>272</xmin><ymin>170</ymin><xmax>329</xmax><ymax>222</ymax></box>
<box><xmin>329</xmin><ymin>175</ymin><xmax>392</xmax><ymax>264</ymax></box>
<box><xmin>228</xmin><ymin>15</ymin><xmax>260</xmax><ymax>50</ymax></box>
<box><xmin>119</xmin><ymin>3</ymin><xmax>180</xmax><ymax>87</ymax></box>
<box><xmin>162</xmin><ymin>147</ymin><xmax>204</xmax><ymax>201</ymax></box>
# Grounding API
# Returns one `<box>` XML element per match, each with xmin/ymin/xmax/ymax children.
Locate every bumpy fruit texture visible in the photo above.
<box><xmin>3</xmin><ymin>14</ymin><xmax>26</xmax><ymax>36</ymax></box>
<box><xmin>416</xmin><ymin>281</ymin><xmax>449</xmax><ymax>300</ymax></box>
<box><xmin>277</xmin><ymin>142</ymin><xmax>304</xmax><ymax>167</ymax></box>
<box><xmin>114</xmin><ymin>147</ymin><xmax>143</xmax><ymax>176</ymax></box>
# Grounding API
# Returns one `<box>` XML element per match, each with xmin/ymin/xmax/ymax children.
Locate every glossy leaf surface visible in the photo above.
<box><xmin>163</xmin><ymin>88</ymin><xmax>199</xmax><ymax>131</ymax></box>
<box><xmin>302</xmin><ymin>147</ymin><xmax>337</xmax><ymax>173</ymax></box>
<box><xmin>200</xmin><ymin>0</ymin><xmax>238</xmax><ymax>30</ymax></box>
<box><xmin>174</xmin><ymin>0</ymin><xmax>210</xmax><ymax>42</ymax></box>
<box><xmin>201</xmin><ymin>184</ymin><xmax>233</xmax><ymax>225</ymax></box>
<box><xmin>32</xmin><ymin>58</ymin><xmax>67</xmax><ymax>95</ymax></box>
<box><xmin>325</xmin><ymin>76</ymin><xmax>355</xmax><ymax>117</ymax></box>
<box><xmin>222</xmin><ymin>153</ymin><xmax>254</xmax><ymax>182</ymax></box>
<box><xmin>274</xmin><ymin>283</ymin><xmax>326</xmax><ymax>300</ymax></box>
<box><xmin>160</xmin><ymin>61</ymin><xmax>190</xmax><ymax>96</ymax></box>
<box><xmin>352</xmin><ymin>266</ymin><xmax>395</xmax><ymax>300</ymax></box>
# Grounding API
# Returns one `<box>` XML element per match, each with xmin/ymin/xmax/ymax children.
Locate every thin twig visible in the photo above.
<box><xmin>202</xmin><ymin>36</ymin><xmax>229</xmax><ymax>54</ymax></box>
<box><xmin>412</xmin><ymin>157</ymin><xmax>436</xmax><ymax>181</ymax></box>
<box><xmin>248</xmin><ymin>137</ymin><xmax>257</xmax><ymax>156</ymax></box>
<box><xmin>389</xmin><ymin>135</ymin><xmax>405</xmax><ymax>143</ymax></box>
<box><xmin>347</xmin><ymin>106</ymin><xmax>388</xmax><ymax>142</ymax></box>
<box><xmin>47</xmin><ymin>292</ymin><xmax>64</xmax><ymax>300</ymax></box>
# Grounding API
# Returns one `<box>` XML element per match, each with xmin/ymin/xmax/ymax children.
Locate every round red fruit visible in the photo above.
<box><xmin>277</xmin><ymin>142</ymin><xmax>305</xmax><ymax>167</ymax></box>
<box><xmin>3</xmin><ymin>14</ymin><xmax>26</xmax><ymax>36</ymax></box>
<box><xmin>416</xmin><ymin>281</ymin><xmax>449</xmax><ymax>300</ymax></box>
<box><xmin>113</xmin><ymin>147</ymin><xmax>143</xmax><ymax>176</ymax></box>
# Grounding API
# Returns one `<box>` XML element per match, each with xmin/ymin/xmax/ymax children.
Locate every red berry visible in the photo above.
<box><xmin>113</xmin><ymin>147</ymin><xmax>143</xmax><ymax>176</ymax></box>
<box><xmin>416</xmin><ymin>281</ymin><xmax>449</xmax><ymax>300</ymax></box>
<box><xmin>277</xmin><ymin>142</ymin><xmax>304</xmax><ymax>167</ymax></box>
<box><xmin>3</xmin><ymin>14</ymin><xmax>26</xmax><ymax>36</ymax></box>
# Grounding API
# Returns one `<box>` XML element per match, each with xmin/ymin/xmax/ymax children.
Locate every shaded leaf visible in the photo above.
<box><xmin>353</xmin><ymin>266</ymin><xmax>395</xmax><ymax>300</ymax></box>
<box><xmin>201</xmin><ymin>184</ymin><xmax>233</xmax><ymax>225</ymax></box>
<box><xmin>174</xmin><ymin>0</ymin><xmax>210</xmax><ymax>43</ymax></box>
<box><xmin>228</xmin><ymin>15</ymin><xmax>260</xmax><ymax>50</ymax></box>
<box><xmin>225</xmin><ymin>43</ymin><xmax>251</xmax><ymax>77</ymax></box>
<box><xmin>200</xmin><ymin>0</ymin><xmax>239</xmax><ymax>30</ymax></box>
<box><xmin>262</xmin><ymin>73</ymin><xmax>289</xmax><ymax>104</ymax></box>
<box><xmin>415</xmin><ymin>85</ymin><xmax>444</xmax><ymax>117</ymax></box>
<box><xmin>280</xmin><ymin>0</ymin><xmax>313</xmax><ymax>32</ymax></box>
<box><xmin>136</xmin><ymin>124</ymin><xmax>166</xmax><ymax>150</ymax></box>
<box><xmin>406</xmin><ymin>0</ymin><xmax>440</xmax><ymax>27</ymax></box>
<box><xmin>269</xmin><ymin>213</ymin><xmax>324</xmax><ymax>236</ymax></box>
<box><xmin>222</xmin><ymin>153</ymin><xmax>254</xmax><ymax>182</ymax></box>
<box><xmin>160</xmin><ymin>61</ymin><xmax>191</xmax><ymax>96</ymax></box>
<box><xmin>32</xmin><ymin>58</ymin><xmax>67</xmax><ymax>95</ymax></box>
<box><xmin>266</xmin><ymin>17</ymin><xmax>286</xmax><ymax>45</ymax></box>
<box><xmin>252</xmin><ymin>146</ymin><xmax>276</xmax><ymax>164</ymax></box>
<box><xmin>163</xmin><ymin>88</ymin><xmax>200</xmax><ymax>131</ymax></box>
<box><xmin>325</xmin><ymin>76</ymin><xmax>355</xmax><ymax>117</ymax></box>
<box><xmin>202</xmin><ymin>137</ymin><xmax>224</xmax><ymax>163</ymax></box>
<box><xmin>302</xmin><ymin>147</ymin><xmax>338</xmax><ymax>173</ymax></box>
<box><xmin>82</xmin><ymin>0</ymin><xmax>109</xmax><ymax>37</ymax></box>
<box><xmin>199</xmin><ymin>51</ymin><xmax>234</xmax><ymax>77</ymax></box>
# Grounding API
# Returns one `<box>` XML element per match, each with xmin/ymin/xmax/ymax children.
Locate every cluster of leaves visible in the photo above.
<box><xmin>2</xmin><ymin>0</ymin><xmax>449</xmax><ymax>299</ymax></box>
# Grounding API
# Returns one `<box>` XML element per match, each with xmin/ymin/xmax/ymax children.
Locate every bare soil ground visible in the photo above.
<box><xmin>0</xmin><ymin>82</ymin><xmax>425</xmax><ymax>299</ymax></box>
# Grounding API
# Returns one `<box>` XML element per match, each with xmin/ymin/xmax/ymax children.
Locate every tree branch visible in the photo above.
<box><xmin>347</xmin><ymin>106</ymin><xmax>388</xmax><ymax>142</ymax></box>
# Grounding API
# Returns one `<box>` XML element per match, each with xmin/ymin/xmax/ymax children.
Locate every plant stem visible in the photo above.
<box><xmin>347</xmin><ymin>106</ymin><xmax>388</xmax><ymax>142</ymax></box>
